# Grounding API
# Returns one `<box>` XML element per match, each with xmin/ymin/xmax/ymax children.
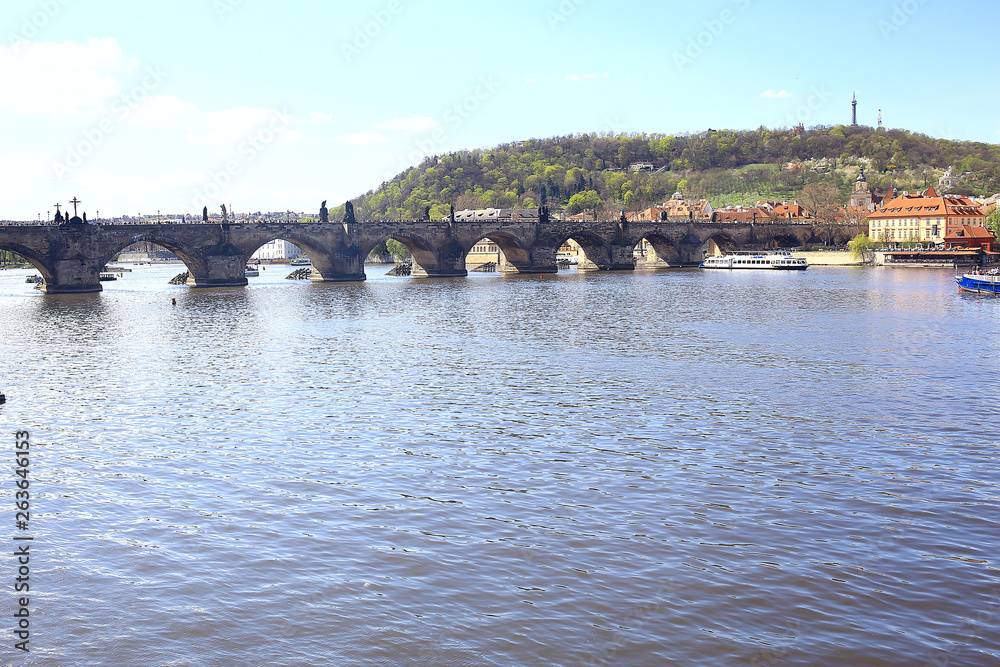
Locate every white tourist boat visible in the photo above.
<box><xmin>701</xmin><ymin>250</ymin><xmax>808</xmax><ymax>271</ymax></box>
<box><xmin>244</xmin><ymin>265</ymin><xmax>259</xmax><ymax>277</ymax></box>
<box><xmin>290</xmin><ymin>256</ymin><xmax>310</xmax><ymax>266</ymax></box>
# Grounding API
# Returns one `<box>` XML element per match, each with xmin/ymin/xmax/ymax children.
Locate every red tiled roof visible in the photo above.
<box><xmin>711</xmin><ymin>207</ymin><xmax>776</xmax><ymax>223</ymax></box>
<box><xmin>945</xmin><ymin>225</ymin><xmax>995</xmax><ymax>241</ymax></box>
<box><xmin>869</xmin><ymin>191</ymin><xmax>984</xmax><ymax>219</ymax></box>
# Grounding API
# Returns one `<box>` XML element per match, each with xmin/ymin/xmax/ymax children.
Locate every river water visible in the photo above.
<box><xmin>0</xmin><ymin>263</ymin><xmax>998</xmax><ymax>666</ymax></box>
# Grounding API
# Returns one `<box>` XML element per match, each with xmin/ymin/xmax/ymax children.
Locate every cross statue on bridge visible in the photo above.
<box><xmin>70</xmin><ymin>197</ymin><xmax>81</xmax><ymax>217</ymax></box>
<box><xmin>53</xmin><ymin>203</ymin><xmax>61</xmax><ymax>215</ymax></box>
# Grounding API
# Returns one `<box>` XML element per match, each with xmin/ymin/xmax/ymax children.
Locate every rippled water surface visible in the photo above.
<box><xmin>1</xmin><ymin>263</ymin><xmax>999</xmax><ymax>666</ymax></box>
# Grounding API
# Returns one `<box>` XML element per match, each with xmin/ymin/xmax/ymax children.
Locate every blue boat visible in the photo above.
<box><xmin>956</xmin><ymin>271</ymin><xmax>1000</xmax><ymax>294</ymax></box>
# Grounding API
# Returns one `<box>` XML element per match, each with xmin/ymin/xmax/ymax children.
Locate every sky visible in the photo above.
<box><xmin>2</xmin><ymin>0</ymin><xmax>999</xmax><ymax>221</ymax></box>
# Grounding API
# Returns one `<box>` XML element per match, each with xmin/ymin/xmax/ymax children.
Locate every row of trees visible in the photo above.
<box><xmin>0</xmin><ymin>250</ymin><xmax>30</xmax><ymax>266</ymax></box>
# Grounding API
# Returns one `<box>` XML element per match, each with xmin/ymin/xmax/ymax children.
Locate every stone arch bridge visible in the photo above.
<box><xmin>0</xmin><ymin>218</ymin><xmax>846</xmax><ymax>294</ymax></box>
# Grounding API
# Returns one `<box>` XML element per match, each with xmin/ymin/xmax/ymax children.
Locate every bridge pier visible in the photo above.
<box><xmin>639</xmin><ymin>245</ymin><xmax>674</xmax><ymax>269</ymax></box>
<box><xmin>309</xmin><ymin>249</ymin><xmax>366</xmax><ymax>282</ymax></box>
<box><xmin>499</xmin><ymin>263</ymin><xmax>558</xmax><ymax>276</ymax></box>
<box><xmin>36</xmin><ymin>227</ymin><xmax>105</xmax><ymax>293</ymax></box>
<box><xmin>411</xmin><ymin>244</ymin><xmax>468</xmax><ymax>279</ymax></box>
<box><xmin>43</xmin><ymin>257</ymin><xmax>103</xmax><ymax>294</ymax></box>
<box><xmin>578</xmin><ymin>243</ymin><xmax>636</xmax><ymax>272</ymax></box>
<box><xmin>678</xmin><ymin>238</ymin><xmax>709</xmax><ymax>267</ymax></box>
<box><xmin>499</xmin><ymin>246</ymin><xmax>557</xmax><ymax>275</ymax></box>
<box><xmin>185</xmin><ymin>254</ymin><xmax>248</xmax><ymax>288</ymax></box>
<box><xmin>638</xmin><ymin>242</ymin><xmax>692</xmax><ymax>268</ymax></box>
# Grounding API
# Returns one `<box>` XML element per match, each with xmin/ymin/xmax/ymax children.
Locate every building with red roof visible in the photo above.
<box><xmin>867</xmin><ymin>186</ymin><xmax>985</xmax><ymax>244</ymax></box>
<box><xmin>944</xmin><ymin>225</ymin><xmax>995</xmax><ymax>252</ymax></box>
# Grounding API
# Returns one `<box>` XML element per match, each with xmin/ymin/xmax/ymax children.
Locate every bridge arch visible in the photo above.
<box><xmin>359</xmin><ymin>230</ymin><xmax>462</xmax><ymax>278</ymax></box>
<box><xmin>549</xmin><ymin>230</ymin><xmax>614</xmax><ymax>272</ymax></box>
<box><xmin>631</xmin><ymin>233</ymin><xmax>683</xmax><ymax>268</ymax></box>
<box><xmin>0</xmin><ymin>241</ymin><xmax>57</xmax><ymax>285</ymax></box>
<box><xmin>462</xmin><ymin>231</ymin><xmax>531</xmax><ymax>273</ymax></box>
<box><xmin>240</xmin><ymin>233</ymin><xmax>328</xmax><ymax>264</ymax></box>
<box><xmin>361</xmin><ymin>232</ymin><xmax>436</xmax><ymax>269</ymax></box>
<box><xmin>239</xmin><ymin>233</ymin><xmax>339</xmax><ymax>280</ymax></box>
<box><xmin>703</xmin><ymin>232</ymin><xmax>741</xmax><ymax>258</ymax></box>
<box><xmin>97</xmin><ymin>233</ymin><xmax>207</xmax><ymax>277</ymax></box>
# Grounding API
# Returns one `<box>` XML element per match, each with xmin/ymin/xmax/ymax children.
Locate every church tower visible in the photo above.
<box><xmin>850</xmin><ymin>166</ymin><xmax>873</xmax><ymax>210</ymax></box>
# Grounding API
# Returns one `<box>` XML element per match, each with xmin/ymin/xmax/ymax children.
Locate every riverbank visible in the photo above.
<box><xmin>799</xmin><ymin>250</ymin><xmax>864</xmax><ymax>266</ymax></box>
<box><xmin>800</xmin><ymin>250</ymin><xmax>976</xmax><ymax>268</ymax></box>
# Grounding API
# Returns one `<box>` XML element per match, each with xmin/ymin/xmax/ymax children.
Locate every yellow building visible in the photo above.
<box><xmin>466</xmin><ymin>238</ymin><xmax>584</xmax><ymax>266</ymax></box>
<box><xmin>867</xmin><ymin>186</ymin><xmax>985</xmax><ymax>244</ymax></box>
<box><xmin>557</xmin><ymin>238</ymin><xmax>583</xmax><ymax>259</ymax></box>
<box><xmin>466</xmin><ymin>239</ymin><xmax>501</xmax><ymax>265</ymax></box>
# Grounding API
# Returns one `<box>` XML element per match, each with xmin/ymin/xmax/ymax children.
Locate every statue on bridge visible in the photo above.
<box><xmin>221</xmin><ymin>204</ymin><xmax>228</xmax><ymax>221</ymax></box>
<box><xmin>58</xmin><ymin>196</ymin><xmax>86</xmax><ymax>225</ymax></box>
<box><xmin>423</xmin><ymin>205</ymin><xmax>431</xmax><ymax>222</ymax></box>
<box><xmin>449</xmin><ymin>204</ymin><xmax>455</xmax><ymax>224</ymax></box>
<box><xmin>203</xmin><ymin>206</ymin><xmax>208</xmax><ymax>223</ymax></box>
<box><xmin>320</xmin><ymin>200</ymin><xmax>329</xmax><ymax>223</ymax></box>
<box><xmin>343</xmin><ymin>201</ymin><xmax>356</xmax><ymax>224</ymax></box>
<box><xmin>539</xmin><ymin>205</ymin><xmax>550</xmax><ymax>223</ymax></box>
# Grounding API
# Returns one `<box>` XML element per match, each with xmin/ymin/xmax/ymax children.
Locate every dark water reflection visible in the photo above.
<box><xmin>1</xmin><ymin>264</ymin><xmax>998</xmax><ymax>666</ymax></box>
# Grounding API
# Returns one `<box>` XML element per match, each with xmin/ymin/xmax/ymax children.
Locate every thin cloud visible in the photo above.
<box><xmin>0</xmin><ymin>38</ymin><xmax>136</xmax><ymax>118</ymax></box>
<box><xmin>760</xmin><ymin>89</ymin><xmax>793</xmax><ymax>99</ymax></box>
<box><xmin>566</xmin><ymin>73</ymin><xmax>608</xmax><ymax>83</ymax></box>
<box><xmin>126</xmin><ymin>97</ymin><xmax>294</xmax><ymax>148</ymax></box>
<box><xmin>375</xmin><ymin>116</ymin><xmax>440</xmax><ymax>133</ymax></box>
<box><xmin>337</xmin><ymin>131</ymin><xmax>389</xmax><ymax>145</ymax></box>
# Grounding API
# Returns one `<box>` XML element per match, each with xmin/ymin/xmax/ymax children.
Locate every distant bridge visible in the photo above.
<box><xmin>0</xmin><ymin>218</ymin><xmax>847</xmax><ymax>294</ymax></box>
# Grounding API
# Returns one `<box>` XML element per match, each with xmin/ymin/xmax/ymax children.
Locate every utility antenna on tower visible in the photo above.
<box><xmin>852</xmin><ymin>92</ymin><xmax>858</xmax><ymax>127</ymax></box>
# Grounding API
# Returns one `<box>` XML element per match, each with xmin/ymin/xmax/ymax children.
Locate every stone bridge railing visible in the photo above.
<box><xmin>0</xmin><ymin>218</ymin><xmax>845</xmax><ymax>293</ymax></box>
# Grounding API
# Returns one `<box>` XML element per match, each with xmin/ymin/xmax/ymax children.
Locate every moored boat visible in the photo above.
<box><xmin>290</xmin><ymin>256</ymin><xmax>310</xmax><ymax>266</ymax></box>
<box><xmin>956</xmin><ymin>270</ymin><xmax>1000</xmax><ymax>294</ymax></box>
<box><xmin>245</xmin><ymin>265</ymin><xmax>260</xmax><ymax>277</ymax></box>
<box><xmin>701</xmin><ymin>250</ymin><xmax>808</xmax><ymax>270</ymax></box>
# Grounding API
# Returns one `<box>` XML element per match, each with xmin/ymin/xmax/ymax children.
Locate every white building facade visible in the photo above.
<box><xmin>251</xmin><ymin>239</ymin><xmax>304</xmax><ymax>260</ymax></box>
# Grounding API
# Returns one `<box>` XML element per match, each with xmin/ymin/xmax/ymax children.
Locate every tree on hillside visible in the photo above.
<box><xmin>800</xmin><ymin>182</ymin><xmax>845</xmax><ymax>245</ymax></box>
<box><xmin>347</xmin><ymin>128</ymin><xmax>1000</xmax><ymax>221</ymax></box>
<box><xmin>565</xmin><ymin>190</ymin><xmax>602</xmax><ymax>215</ymax></box>
<box><xmin>800</xmin><ymin>182</ymin><xmax>844</xmax><ymax>219</ymax></box>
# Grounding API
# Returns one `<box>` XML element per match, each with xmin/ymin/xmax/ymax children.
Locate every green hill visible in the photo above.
<box><xmin>339</xmin><ymin>126</ymin><xmax>1000</xmax><ymax>220</ymax></box>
